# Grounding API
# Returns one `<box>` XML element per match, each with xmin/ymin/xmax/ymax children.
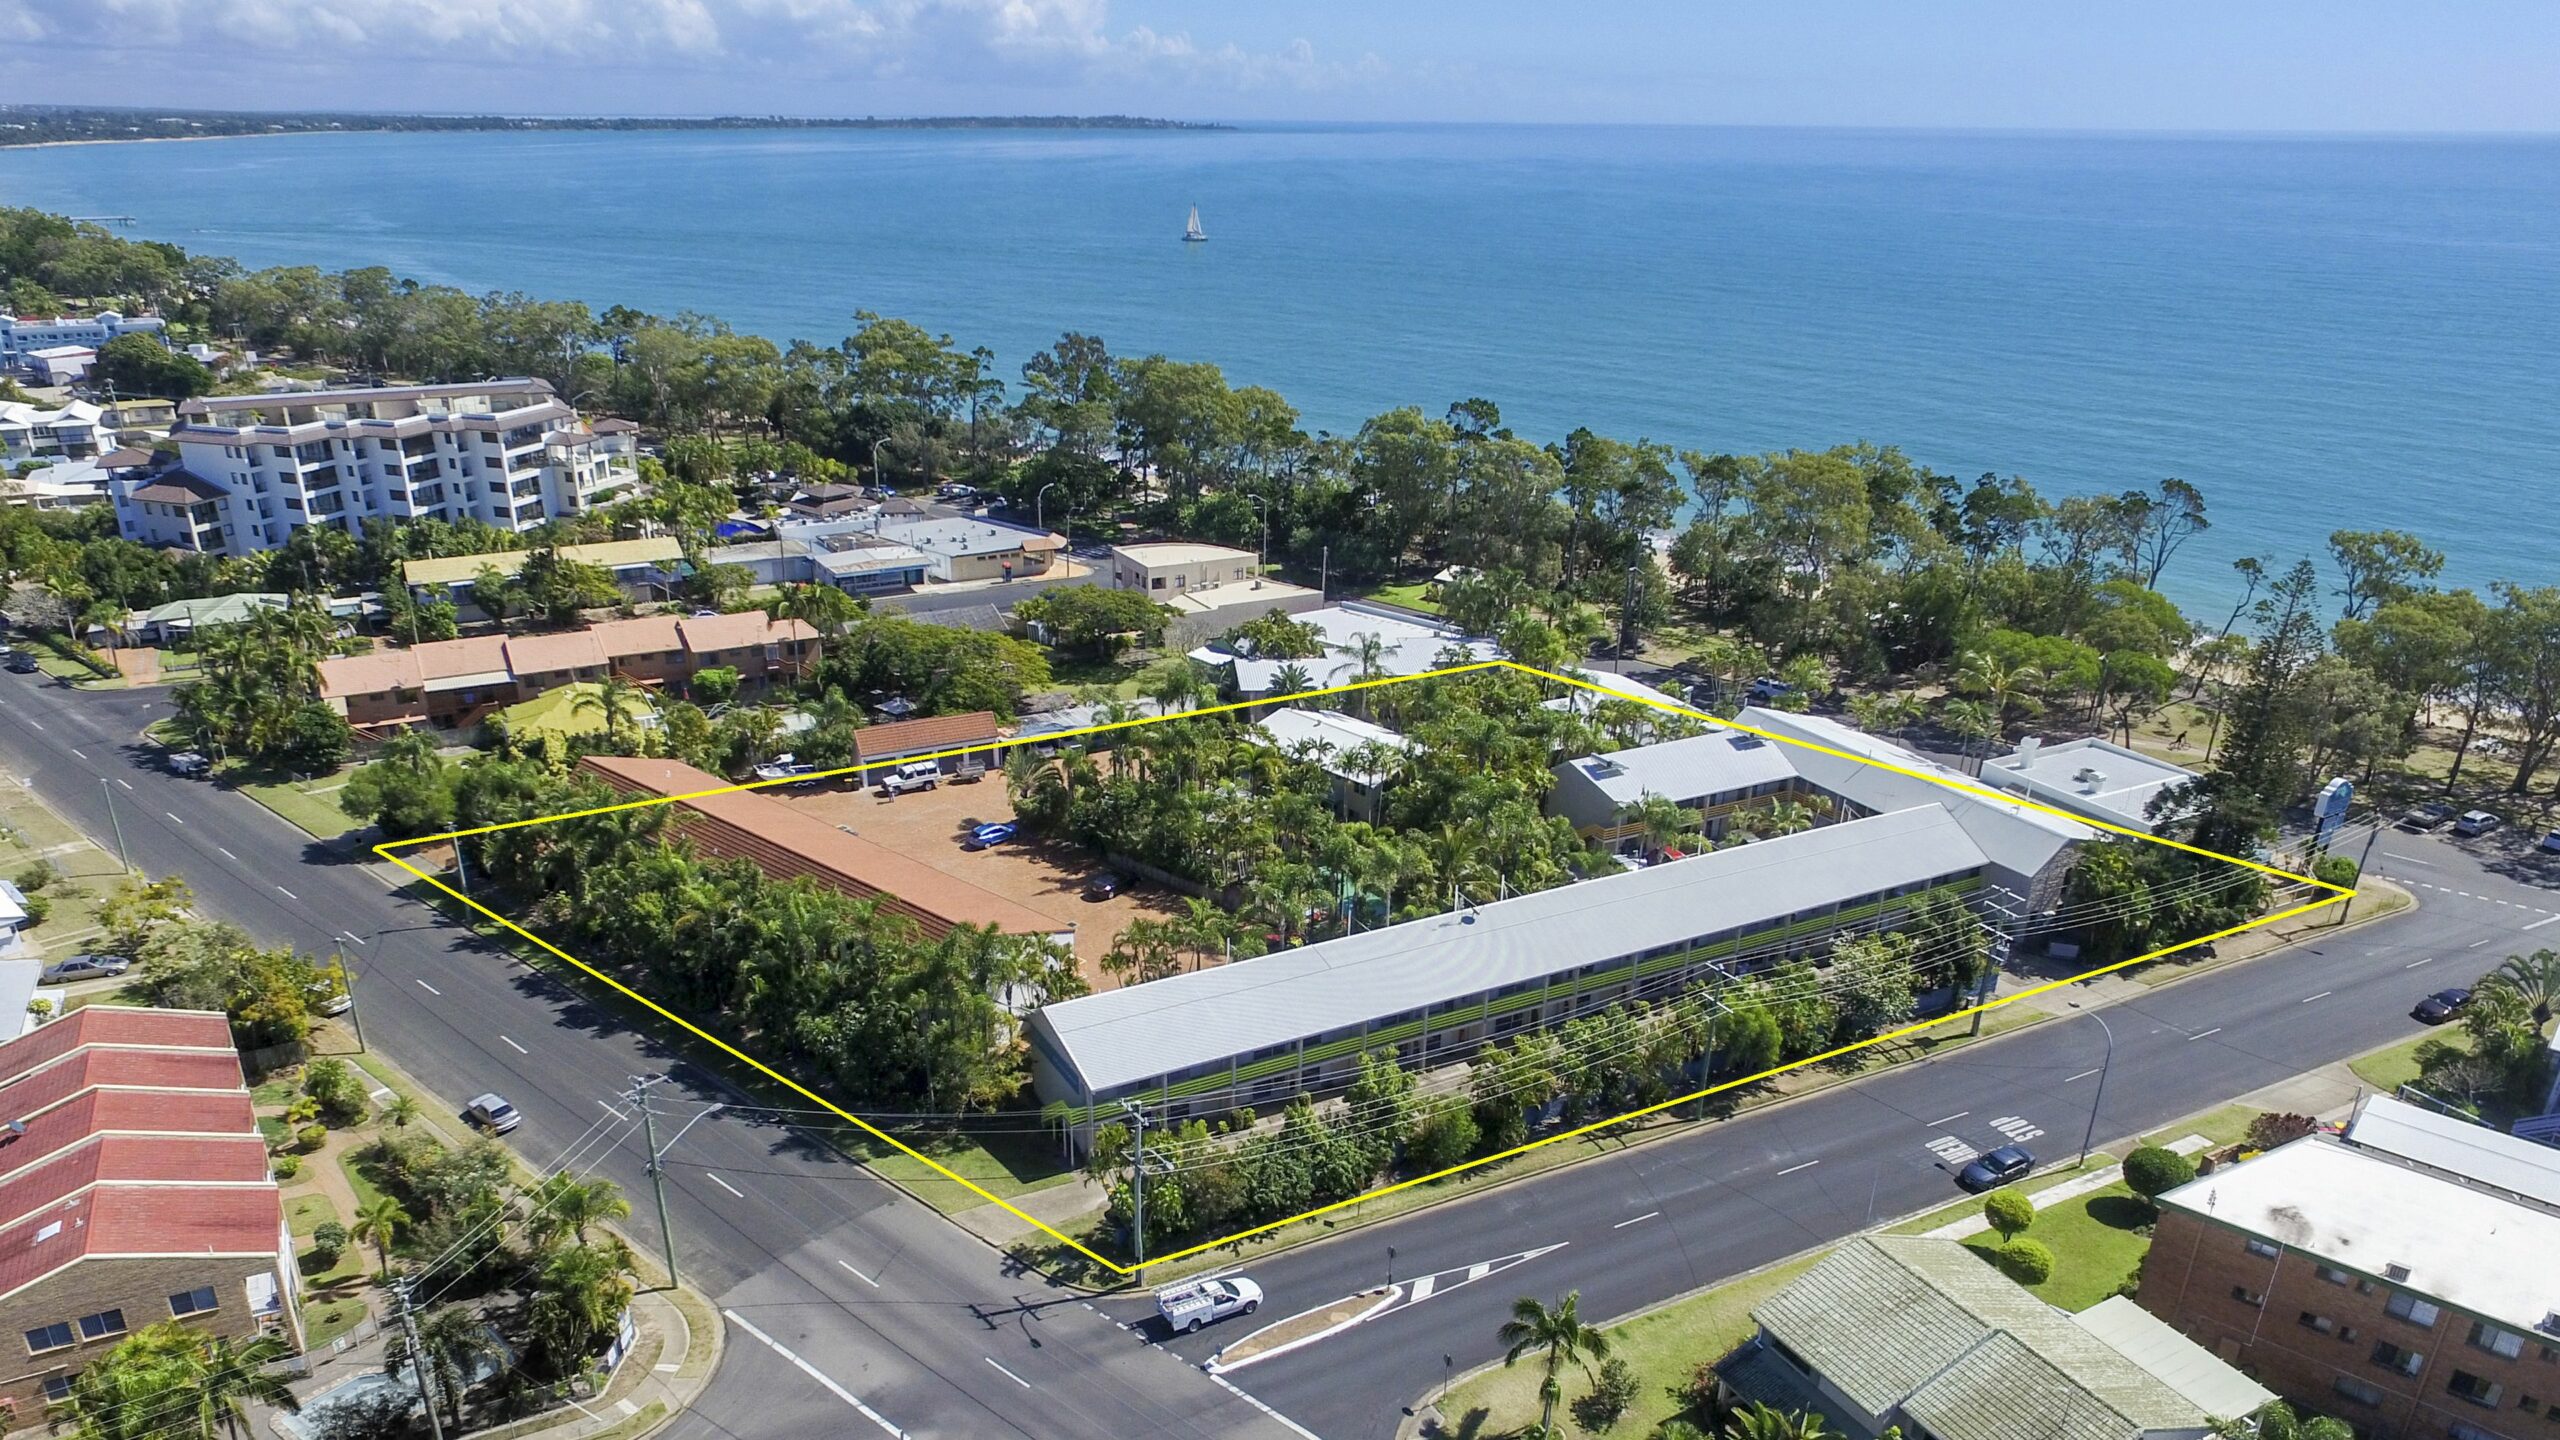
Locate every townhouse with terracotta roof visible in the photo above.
<box><xmin>108</xmin><ymin>379</ymin><xmax>640</xmax><ymax>557</ymax></box>
<box><xmin>317</xmin><ymin>610</ymin><xmax>821</xmax><ymax>730</ymax></box>
<box><xmin>579</xmin><ymin>755</ymin><xmax>1076</xmax><ymax>951</ymax></box>
<box><xmin>0</xmin><ymin>1008</ymin><xmax>294</xmax><ymax>1421</ymax></box>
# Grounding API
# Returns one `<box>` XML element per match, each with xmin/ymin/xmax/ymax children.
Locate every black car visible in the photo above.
<box><xmin>1955</xmin><ymin>1145</ymin><xmax>2035</xmax><ymax>1192</ymax></box>
<box><xmin>2413</xmin><ymin>988</ymin><xmax>2473</xmax><ymax>1024</ymax></box>
<box><xmin>1082</xmin><ymin>873</ymin><xmax>1125</xmax><ymax>901</ymax></box>
<box><xmin>2398</xmin><ymin>803</ymin><xmax>2455</xmax><ymax>832</ymax></box>
<box><xmin>2</xmin><ymin>650</ymin><xmax>37</xmax><ymax>674</ymax></box>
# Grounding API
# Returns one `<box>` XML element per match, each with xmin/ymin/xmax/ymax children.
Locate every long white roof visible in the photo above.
<box><xmin>1034</xmin><ymin>804</ymin><xmax>1990</xmax><ymax>1095</ymax></box>
<box><xmin>1559</xmin><ymin>729</ymin><xmax>1803</xmax><ymax>808</ymax></box>
<box><xmin>2342</xmin><ymin>1093</ymin><xmax>2560</xmax><ymax>1210</ymax></box>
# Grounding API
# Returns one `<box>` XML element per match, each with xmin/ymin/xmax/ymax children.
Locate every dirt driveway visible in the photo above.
<box><xmin>779</xmin><ymin>777</ymin><xmax>1186</xmax><ymax>990</ymax></box>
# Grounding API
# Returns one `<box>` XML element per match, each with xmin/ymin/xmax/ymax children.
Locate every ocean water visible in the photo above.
<box><xmin>3</xmin><ymin>123</ymin><xmax>2554</xmax><ymax>616</ymax></box>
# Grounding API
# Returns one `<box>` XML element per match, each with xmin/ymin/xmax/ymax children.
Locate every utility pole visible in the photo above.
<box><xmin>1973</xmin><ymin>886</ymin><xmax>2027</xmax><ymax>1037</ymax></box>
<box><xmin>1319</xmin><ymin>545</ymin><xmax>1329</xmax><ymax>602</ymax></box>
<box><xmin>335</xmin><ymin>943</ymin><xmax>367</xmax><ymax>1052</ymax></box>
<box><xmin>99</xmin><ymin>777</ymin><xmax>130</xmax><ymax>873</ymax></box>
<box><xmin>394</xmin><ymin>1276</ymin><xmax>448</xmax><ymax>1440</ymax></box>
<box><xmin>1120</xmin><ymin>1099</ymin><xmax>1150</xmax><ymax>1281</ymax></box>
<box><xmin>623</xmin><ymin>1075</ymin><xmax>723</xmax><ymax>1290</ymax></box>
<box><xmin>2334</xmin><ymin>814</ymin><xmax>2384</xmax><ymax>926</ymax></box>
<box><xmin>450</xmin><ymin>838</ymin><xmax>471</xmax><ymax>898</ymax></box>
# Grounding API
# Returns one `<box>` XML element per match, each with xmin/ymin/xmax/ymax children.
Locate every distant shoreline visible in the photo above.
<box><xmin>0</xmin><ymin>108</ymin><xmax>1230</xmax><ymax>150</ymax></box>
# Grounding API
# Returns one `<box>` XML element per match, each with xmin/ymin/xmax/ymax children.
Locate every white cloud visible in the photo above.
<box><xmin>0</xmin><ymin>0</ymin><xmax>1386</xmax><ymax>99</ymax></box>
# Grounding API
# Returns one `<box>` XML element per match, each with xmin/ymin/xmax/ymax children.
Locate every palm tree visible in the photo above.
<box><xmin>529</xmin><ymin>1241</ymin><xmax>636</xmax><ymax>1369</ymax></box>
<box><xmin>1270</xmin><ymin>661</ymin><xmax>1317</xmax><ymax>701</ymax></box>
<box><xmin>382</xmin><ymin>1094</ymin><xmax>422</xmax><ymax>1128</ymax></box>
<box><xmin>1762</xmin><ymin>799</ymin><xmax>1817</xmax><ymax>837</ymax></box>
<box><xmin>2487</xmin><ymin>948</ymin><xmax>2560</xmax><ymax>1024</ymax></box>
<box><xmin>1724</xmin><ymin>1402</ymin><xmax>1848</xmax><ymax>1440</ymax></box>
<box><xmin>1498</xmin><ymin>1290</ymin><xmax>1612</xmax><ymax>1437</ymax></box>
<box><xmin>1954</xmin><ymin>650</ymin><xmax>2045</xmax><ymax>736</ymax></box>
<box><xmin>571</xmin><ymin>674</ymin><xmax>654</xmax><ymax>747</ymax></box>
<box><xmin>354</xmin><ymin>1194</ymin><xmax>409</xmax><ymax>1280</ymax></box>
<box><xmin>196</xmin><ymin>1331</ymin><xmax>302</xmax><ymax>1440</ymax></box>
<box><xmin>531</xmin><ymin>1174</ymin><xmax>633</xmax><ymax>1247</ymax></box>
<box><xmin>400</xmin><ymin>1304</ymin><xmax>504</xmax><ymax>1426</ymax></box>
<box><xmin>79</xmin><ymin>596</ymin><xmax>124</xmax><ymax>669</ymax></box>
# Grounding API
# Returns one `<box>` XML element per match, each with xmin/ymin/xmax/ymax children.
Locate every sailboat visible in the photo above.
<box><xmin>1183</xmin><ymin>204</ymin><xmax>1207</xmax><ymax>243</ymax></box>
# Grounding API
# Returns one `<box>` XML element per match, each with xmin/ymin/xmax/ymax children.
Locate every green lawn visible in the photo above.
<box><xmin>1363</xmin><ymin>581</ymin><xmax>1443</xmax><ymax>613</ymax></box>
<box><xmin>286</xmin><ymin>1192</ymin><xmax>341</xmax><ymax>1237</ymax></box>
<box><xmin>2351</xmin><ymin>1030</ymin><xmax>2455</xmax><ymax>1095</ymax></box>
<box><xmin>303</xmin><ymin>1294</ymin><xmax>371</xmax><ymax>1348</ymax></box>
<box><xmin>1884</xmin><ymin>1155</ymin><xmax>2122</xmax><ymax>1238</ymax></box>
<box><xmin>338</xmin><ymin>1149</ymin><xmax>391</xmax><ymax>1215</ymax></box>
<box><xmin>233</xmin><ymin>774</ymin><xmax>364</xmax><ymax>840</ymax></box>
<box><xmin>1436</xmin><ymin>1256</ymin><xmax>1820</xmax><ymax>1439</ymax></box>
<box><xmin>1960</xmin><ymin>1181</ymin><xmax>2153</xmax><ymax>1312</ymax></box>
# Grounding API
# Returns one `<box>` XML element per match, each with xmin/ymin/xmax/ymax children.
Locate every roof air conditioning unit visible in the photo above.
<box><xmin>2383</xmin><ymin>1263</ymin><xmax>2410</xmax><ymax>1281</ymax></box>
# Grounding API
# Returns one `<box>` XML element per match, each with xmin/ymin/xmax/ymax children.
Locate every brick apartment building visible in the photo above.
<box><xmin>0</xmin><ymin>1008</ymin><xmax>294</xmax><ymax>1421</ymax></box>
<box><xmin>316</xmin><ymin>609</ymin><xmax>821</xmax><ymax>730</ymax></box>
<box><xmin>2136</xmin><ymin>1097</ymin><xmax>2560</xmax><ymax>1440</ymax></box>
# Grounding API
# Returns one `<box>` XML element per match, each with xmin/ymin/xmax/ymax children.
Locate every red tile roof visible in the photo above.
<box><xmin>0</xmin><ymin>1090</ymin><xmax>258</xmax><ymax>1188</ymax></box>
<box><xmin>852</xmin><ymin>711</ymin><xmax>1000</xmax><ymax>763</ymax></box>
<box><xmin>580</xmin><ymin>756</ymin><xmax>1067</xmax><ymax>940</ymax></box>
<box><xmin>0</xmin><ymin>1010</ymin><xmax>232</xmax><ymax>1085</ymax></box>
<box><xmin>0</xmin><ymin>1049</ymin><xmax>245</xmax><ymax>1124</ymax></box>
<box><xmin>0</xmin><ymin>1184</ymin><xmax>284</xmax><ymax>1304</ymax></box>
<box><xmin>0</xmin><ymin>1135</ymin><xmax>273</xmax><ymax>1231</ymax></box>
<box><xmin>500</xmin><ymin>628</ymin><xmax>609</xmax><ymax>675</ymax></box>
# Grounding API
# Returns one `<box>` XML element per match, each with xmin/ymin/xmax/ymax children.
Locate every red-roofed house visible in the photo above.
<box><xmin>317</xmin><ymin>610</ymin><xmax>822</xmax><ymax>729</ymax></box>
<box><xmin>0</xmin><ymin>1009</ymin><xmax>294</xmax><ymax>1417</ymax></box>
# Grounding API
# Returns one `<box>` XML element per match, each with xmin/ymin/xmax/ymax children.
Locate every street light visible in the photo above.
<box><xmin>2068</xmin><ymin>1001</ymin><xmax>2116</xmax><ymax>1167</ymax></box>
<box><xmin>1035</xmin><ymin>481</ymin><xmax>1059</xmax><ymax>532</ymax></box>
<box><xmin>1248</xmin><ymin>492</ymin><xmax>1271</xmax><ymax>574</ymax></box>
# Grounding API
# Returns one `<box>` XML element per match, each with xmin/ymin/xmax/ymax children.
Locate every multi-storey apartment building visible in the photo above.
<box><xmin>109</xmin><ymin>380</ymin><xmax>640</xmax><ymax>556</ymax></box>
<box><xmin>2137</xmin><ymin>1097</ymin><xmax>2560</xmax><ymax>1440</ymax></box>
<box><xmin>0</xmin><ymin>399</ymin><xmax>116</xmax><ymax>465</ymax></box>
<box><xmin>0</xmin><ymin>312</ymin><xmax>166</xmax><ymax>372</ymax></box>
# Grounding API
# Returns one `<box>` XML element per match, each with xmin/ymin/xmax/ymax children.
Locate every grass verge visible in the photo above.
<box><xmin>231</xmin><ymin>772</ymin><xmax>365</xmax><ymax>840</ymax></box>
<box><xmin>2350</xmin><ymin>1029</ymin><xmax>2452</xmax><ymax>1095</ymax></box>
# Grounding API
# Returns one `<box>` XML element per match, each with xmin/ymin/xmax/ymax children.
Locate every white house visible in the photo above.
<box><xmin>0</xmin><ymin>398</ymin><xmax>115</xmax><ymax>464</ymax></box>
<box><xmin>1977</xmin><ymin>736</ymin><xmax>2200</xmax><ymax>834</ymax></box>
<box><xmin>23</xmin><ymin>346</ymin><xmax>96</xmax><ymax>386</ymax></box>
<box><xmin>0</xmin><ymin>311</ymin><xmax>166</xmax><ymax>371</ymax></box>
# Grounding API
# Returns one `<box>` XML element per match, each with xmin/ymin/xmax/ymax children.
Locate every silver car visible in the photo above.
<box><xmin>465</xmin><ymin>1094</ymin><xmax>523</xmax><ymax>1134</ymax></box>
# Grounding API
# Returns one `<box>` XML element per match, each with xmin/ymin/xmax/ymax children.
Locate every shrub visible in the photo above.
<box><xmin>295</xmin><ymin>1123</ymin><xmax>329</xmax><ymax>1153</ymax></box>
<box><xmin>303</xmin><ymin>1056</ymin><xmax>369</xmax><ymax>1126</ymax></box>
<box><xmin>285</xmin><ymin>1095</ymin><xmax>321</xmax><ymax>1126</ymax></box>
<box><xmin>310</xmin><ymin>1220</ymin><xmax>347</xmax><ymax>1264</ymax></box>
<box><xmin>1571</xmin><ymin>1356</ymin><xmax>1640</xmax><ymax>1432</ymax></box>
<box><xmin>2245</xmin><ymin>1112</ymin><xmax>2318</xmax><ymax>1151</ymax></box>
<box><xmin>1982</xmin><ymin>1188</ymin><xmax>2035</xmax><ymax>1243</ymax></box>
<box><xmin>2312</xmin><ymin>855</ymin><xmax>2360</xmax><ymax>890</ymax></box>
<box><xmin>19</xmin><ymin>894</ymin><xmax>48</xmax><ymax>926</ymax></box>
<box><xmin>1998</xmin><ymin>1238</ymin><xmax>2056</xmax><ymax>1286</ymax></box>
<box><xmin>2123</xmin><ymin>1145</ymin><xmax>2197</xmax><ymax>1200</ymax></box>
<box><xmin>271</xmin><ymin>1153</ymin><xmax>302</xmax><ymax>1180</ymax></box>
<box><xmin>14</xmin><ymin>861</ymin><xmax>55</xmax><ymax>893</ymax></box>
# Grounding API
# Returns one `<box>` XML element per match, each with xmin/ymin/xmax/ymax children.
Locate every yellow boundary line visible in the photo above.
<box><xmin>374</xmin><ymin>659</ymin><xmax>2354</xmax><ymax>1276</ymax></box>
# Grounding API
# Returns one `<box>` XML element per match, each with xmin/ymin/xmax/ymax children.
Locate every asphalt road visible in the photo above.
<box><xmin>0</xmin><ymin>671</ymin><xmax>1302</xmax><ymax>1440</ymax></box>
<box><xmin>1097</xmin><ymin>829</ymin><xmax>2560</xmax><ymax>1439</ymax></box>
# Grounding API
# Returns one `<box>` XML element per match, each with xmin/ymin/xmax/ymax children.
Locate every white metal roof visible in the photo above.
<box><xmin>1557</xmin><ymin>730</ymin><xmax>1803</xmax><ymax>808</ymax></box>
<box><xmin>2157</xmin><ymin>1136</ymin><xmax>2560</xmax><ymax>1335</ymax></box>
<box><xmin>1033</xmin><ymin>804</ymin><xmax>1990</xmax><ymax>1095</ymax></box>
<box><xmin>1978</xmin><ymin>736</ymin><xmax>2199</xmax><ymax>832</ymax></box>
<box><xmin>1255</xmin><ymin>708</ymin><xmax>1414</xmax><ymax>783</ymax></box>
<box><xmin>1736</xmin><ymin>708</ymin><xmax>2093</xmax><ymax>880</ymax></box>
<box><xmin>2342</xmin><ymin>1092</ymin><xmax>2560</xmax><ymax>1210</ymax></box>
<box><xmin>2072</xmin><ymin>1298</ymin><xmax>2277</xmax><ymax>1422</ymax></box>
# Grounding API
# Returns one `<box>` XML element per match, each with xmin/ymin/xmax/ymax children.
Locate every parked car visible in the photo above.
<box><xmin>39</xmin><ymin>955</ymin><xmax>130</xmax><ymax>984</ymax></box>
<box><xmin>465</xmin><ymin>1094</ymin><xmax>523</xmax><ymax>1134</ymax></box>
<box><xmin>1955</xmin><ymin>1145</ymin><xmax>2035</xmax><ymax>1192</ymax></box>
<box><xmin>2454</xmin><ymin>809</ymin><xmax>2501</xmax><ymax>837</ymax></box>
<box><xmin>1743</xmin><ymin>676</ymin><xmax>1794</xmax><ymax>704</ymax></box>
<box><xmin>875</xmin><ymin>760</ymin><xmax>941</xmax><ymax>796</ymax></box>
<box><xmin>165</xmin><ymin>751</ymin><xmax>211</xmax><ymax>777</ymax></box>
<box><xmin>1154</xmin><ymin>1276</ymin><xmax>1261</xmax><ymax>1333</ymax></box>
<box><xmin>2539</xmin><ymin>829</ymin><xmax>2560</xmax><ymax>855</ymax></box>
<box><xmin>2397</xmin><ymin>802</ymin><xmax>2455</xmax><ymax>832</ymax></box>
<box><xmin>1082</xmin><ymin>872</ymin><xmax>1125</xmax><ymax>901</ymax></box>
<box><xmin>963</xmin><ymin>822</ymin><xmax>1018</xmax><ymax>851</ymax></box>
<box><xmin>2</xmin><ymin>650</ymin><xmax>37</xmax><ymax>674</ymax></box>
<box><xmin>2413</xmin><ymin>988</ymin><xmax>2473</xmax><ymax>1024</ymax></box>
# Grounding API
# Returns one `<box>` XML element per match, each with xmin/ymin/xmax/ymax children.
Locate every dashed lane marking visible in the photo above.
<box><xmin>217</xmin><ymin>846</ymin><xmax>237</xmax><ymax>861</ymax></box>
<box><xmin>1206</xmin><ymin>1371</ymin><xmax>1323</xmax><ymax>1440</ymax></box>
<box><xmin>276</xmin><ymin>885</ymin><xmax>299</xmax><ymax>901</ymax></box>
<box><xmin>415</xmin><ymin>979</ymin><xmax>441</xmax><ymax>996</ymax></box>
<box><xmin>2064</xmin><ymin>1068</ymin><xmax>2102</xmax><ymax>1083</ymax></box>
<box><xmin>1776</xmin><ymin>1159</ymin><xmax>1821</xmax><ymax>1176</ymax></box>
<box><xmin>706</xmin><ymin>1172</ymin><xmax>745</xmax><ymax>1199</ymax></box>
<box><xmin>67</xmin><ymin>747</ymin><xmax>84</xmax><ymax>759</ymax></box>
<box><xmin>983</xmin><ymin>1357</ymin><xmax>1032</xmax><ymax>1389</ymax></box>
<box><xmin>2528</xmin><ymin>914</ymin><xmax>2560</xmax><ymax>931</ymax></box>
<box><xmin>2189</xmin><ymin>1027</ymin><xmax>2222</xmax><ymax>1041</ymax></box>
<box><xmin>1613</xmin><ymin>1211</ymin><xmax>1660</xmax><ymax>1229</ymax></box>
<box><xmin>2302</xmin><ymin>991</ymin><xmax>2332</xmax><ymax>1003</ymax></box>
<box><xmin>502</xmin><ymin>1036</ymin><xmax>528</xmax><ymax>1054</ymax></box>
<box><xmin>2406</xmin><ymin>956</ymin><xmax>2435</xmax><ymax>968</ymax></box>
<box><xmin>837</xmin><ymin>1260</ymin><xmax>881</xmax><ymax>1288</ymax></box>
<box><xmin>1928</xmin><ymin>1111</ymin><xmax>1969</xmax><ymax>1126</ymax></box>
<box><xmin>164</xmin><ymin>811</ymin><xmax>183</xmax><ymax>824</ymax></box>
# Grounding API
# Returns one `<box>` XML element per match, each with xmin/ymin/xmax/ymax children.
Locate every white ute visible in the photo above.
<box><xmin>1155</xmin><ymin>1276</ymin><xmax>1262</xmax><ymax>1333</ymax></box>
<box><xmin>875</xmin><ymin>760</ymin><xmax>941</xmax><ymax>796</ymax></box>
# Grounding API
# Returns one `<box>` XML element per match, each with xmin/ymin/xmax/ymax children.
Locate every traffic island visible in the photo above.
<box><xmin>1205</xmin><ymin>1286</ymin><xmax>1399</xmax><ymax>1375</ymax></box>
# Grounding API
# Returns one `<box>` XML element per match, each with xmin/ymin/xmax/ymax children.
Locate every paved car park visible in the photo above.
<box><xmin>778</xmin><ymin>777</ymin><xmax>1190</xmax><ymax>990</ymax></box>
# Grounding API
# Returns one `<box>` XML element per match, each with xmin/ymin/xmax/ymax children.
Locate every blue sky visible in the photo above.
<box><xmin>2</xmin><ymin>0</ymin><xmax>2554</xmax><ymax>131</ymax></box>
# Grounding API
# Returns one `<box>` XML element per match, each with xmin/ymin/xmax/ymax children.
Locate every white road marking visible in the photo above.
<box><xmin>2301</xmin><ymin>992</ymin><xmax>2331</xmax><ymax>1004</ymax></box>
<box><xmin>1928</xmin><ymin>1111</ymin><xmax>1969</xmax><ymax>1126</ymax></box>
<box><xmin>502</xmin><ymin>1036</ymin><xmax>528</xmax><ymax>1054</ymax></box>
<box><xmin>706</xmin><ymin>1172</ymin><xmax>745</xmax><ymax>1199</ymax></box>
<box><xmin>2064</xmin><ymin>1068</ymin><xmax>2102</xmax><ymax>1083</ymax></box>
<box><xmin>2189</xmin><ymin>1027</ymin><xmax>2222</xmax><ymax>1041</ymax></box>
<box><xmin>23</xmin><ymin>720</ymin><xmax>39</xmax><ymax>731</ymax></box>
<box><xmin>1776</xmin><ymin>1159</ymin><xmax>1821</xmax><ymax>1176</ymax></box>
<box><xmin>2405</xmin><ymin>956</ymin><xmax>2435</xmax><ymax>968</ymax></box>
<box><xmin>415</xmin><ymin>979</ymin><xmax>441</xmax><ymax>996</ymax></box>
<box><xmin>2469</xmin><ymin>938</ymin><xmax>2492</xmax><ymax>947</ymax></box>
<box><xmin>836</xmin><ymin>1259</ymin><xmax>880</xmax><ymax>1288</ymax></box>
<box><xmin>276</xmin><ymin>885</ymin><xmax>299</xmax><ymax>900</ymax></box>
<box><xmin>1206</xmin><ymin>1371</ymin><xmax>1323</xmax><ymax>1440</ymax></box>
<box><xmin>2384</xmin><ymin>852</ymin><xmax>2436</xmax><ymax>867</ymax></box>
<box><xmin>982</xmin><ymin>1357</ymin><xmax>1032</xmax><ymax>1389</ymax></box>
<box><xmin>217</xmin><ymin>846</ymin><xmax>238</xmax><ymax>861</ymax></box>
<box><xmin>114</xmin><ymin>778</ymin><xmax>131</xmax><ymax>790</ymax></box>
<box><xmin>1613</xmin><ymin>1211</ymin><xmax>1660</xmax><ymax>1229</ymax></box>
<box><xmin>67</xmin><ymin>747</ymin><xmax>84</xmax><ymax>759</ymax></box>
<box><xmin>339</xmin><ymin>931</ymin><xmax>366</xmax><ymax>946</ymax></box>
<box><xmin>1926</xmin><ymin>1135</ymin><xmax>1978</xmax><ymax>1165</ymax></box>
<box><xmin>164</xmin><ymin>811</ymin><xmax>184</xmax><ymax>824</ymax></box>
<box><xmin>2527</xmin><ymin>914</ymin><xmax>2560</xmax><ymax>931</ymax></box>
<box><xmin>1991</xmin><ymin>1116</ymin><xmax>2044</xmax><ymax>1143</ymax></box>
<box><xmin>723</xmin><ymin>1309</ymin><xmax>911</xmax><ymax>1438</ymax></box>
